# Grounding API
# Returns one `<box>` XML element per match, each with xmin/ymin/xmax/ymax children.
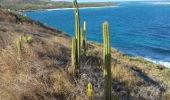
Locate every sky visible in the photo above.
<box><xmin>52</xmin><ymin>0</ymin><xmax>167</xmax><ymax>2</ymax></box>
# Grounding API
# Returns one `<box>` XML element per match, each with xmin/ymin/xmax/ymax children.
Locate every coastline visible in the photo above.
<box><xmin>21</xmin><ymin>6</ymin><xmax>118</xmax><ymax>12</ymax></box>
<box><xmin>144</xmin><ymin>58</ymin><xmax>170</xmax><ymax>68</ymax></box>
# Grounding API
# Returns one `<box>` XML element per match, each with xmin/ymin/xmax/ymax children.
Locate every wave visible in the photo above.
<box><xmin>144</xmin><ymin>58</ymin><xmax>170</xmax><ymax>68</ymax></box>
<box><xmin>148</xmin><ymin>2</ymin><xmax>170</xmax><ymax>5</ymax></box>
<box><xmin>150</xmin><ymin>46</ymin><xmax>170</xmax><ymax>54</ymax></box>
<box><xmin>140</xmin><ymin>44</ymin><xmax>170</xmax><ymax>54</ymax></box>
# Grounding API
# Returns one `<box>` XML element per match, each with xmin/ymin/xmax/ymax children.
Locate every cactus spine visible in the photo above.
<box><xmin>103</xmin><ymin>22</ymin><xmax>112</xmax><ymax>100</ymax></box>
<box><xmin>83</xmin><ymin>21</ymin><xmax>87</xmax><ymax>51</ymax></box>
<box><xmin>73</xmin><ymin>0</ymin><xmax>81</xmax><ymax>75</ymax></box>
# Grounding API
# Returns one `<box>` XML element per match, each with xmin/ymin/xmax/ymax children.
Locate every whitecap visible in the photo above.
<box><xmin>144</xmin><ymin>58</ymin><xmax>170</xmax><ymax>68</ymax></box>
<box><xmin>148</xmin><ymin>2</ymin><xmax>170</xmax><ymax>5</ymax></box>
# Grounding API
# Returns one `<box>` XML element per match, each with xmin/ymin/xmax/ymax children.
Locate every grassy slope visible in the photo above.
<box><xmin>0</xmin><ymin>9</ymin><xmax>170</xmax><ymax>100</ymax></box>
<box><xmin>0</xmin><ymin>1</ymin><xmax>116</xmax><ymax>10</ymax></box>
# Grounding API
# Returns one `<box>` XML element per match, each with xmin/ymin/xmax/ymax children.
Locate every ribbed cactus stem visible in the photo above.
<box><xmin>16</xmin><ymin>39</ymin><xmax>21</xmax><ymax>60</ymax></box>
<box><xmin>81</xmin><ymin>27</ymin><xmax>83</xmax><ymax>48</ymax></box>
<box><xmin>83</xmin><ymin>21</ymin><xmax>87</xmax><ymax>50</ymax></box>
<box><xmin>103</xmin><ymin>22</ymin><xmax>111</xmax><ymax>100</ymax></box>
<box><xmin>73</xmin><ymin>0</ymin><xmax>81</xmax><ymax>75</ymax></box>
<box><xmin>71</xmin><ymin>38</ymin><xmax>76</xmax><ymax>67</ymax></box>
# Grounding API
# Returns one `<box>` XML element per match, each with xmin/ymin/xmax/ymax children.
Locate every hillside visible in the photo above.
<box><xmin>0</xmin><ymin>0</ymin><xmax>50</xmax><ymax>3</ymax></box>
<box><xmin>0</xmin><ymin>0</ymin><xmax>115</xmax><ymax>10</ymax></box>
<box><xmin>0</xmin><ymin>9</ymin><xmax>170</xmax><ymax>100</ymax></box>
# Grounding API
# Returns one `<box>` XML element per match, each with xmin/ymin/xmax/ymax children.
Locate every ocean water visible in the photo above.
<box><xmin>25</xmin><ymin>2</ymin><xmax>170</xmax><ymax>68</ymax></box>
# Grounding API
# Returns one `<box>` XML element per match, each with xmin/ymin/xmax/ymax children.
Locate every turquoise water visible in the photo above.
<box><xmin>25</xmin><ymin>2</ymin><xmax>170</xmax><ymax>67</ymax></box>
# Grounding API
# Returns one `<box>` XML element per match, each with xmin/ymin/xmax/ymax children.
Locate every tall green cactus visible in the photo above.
<box><xmin>80</xmin><ymin>27</ymin><xmax>83</xmax><ymax>48</ymax></box>
<box><xmin>73</xmin><ymin>0</ymin><xmax>81</xmax><ymax>75</ymax></box>
<box><xmin>103</xmin><ymin>22</ymin><xmax>112</xmax><ymax>100</ymax></box>
<box><xmin>83</xmin><ymin>21</ymin><xmax>87</xmax><ymax>51</ymax></box>
<box><xmin>16</xmin><ymin>40</ymin><xmax>21</xmax><ymax>60</ymax></box>
<box><xmin>71</xmin><ymin>38</ymin><xmax>76</xmax><ymax>67</ymax></box>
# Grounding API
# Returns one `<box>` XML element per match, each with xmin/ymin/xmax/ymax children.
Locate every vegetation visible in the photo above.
<box><xmin>103</xmin><ymin>22</ymin><xmax>112</xmax><ymax>100</ymax></box>
<box><xmin>0</xmin><ymin>0</ymin><xmax>116</xmax><ymax>10</ymax></box>
<box><xmin>82</xmin><ymin>21</ymin><xmax>87</xmax><ymax>51</ymax></box>
<box><xmin>72</xmin><ymin>0</ymin><xmax>81</xmax><ymax>76</ymax></box>
<box><xmin>16</xmin><ymin>39</ymin><xmax>22</xmax><ymax>59</ymax></box>
<box><xmin>71</xmin><ymin>38</ymin><xmax>76</xmax><ymax>67</ymax></box>
<box><xmin>22</xmin><ymin>33</ymin><xmax>33</xmax><ymax>43</ymax></box>
<box><xmin>15</xmin><ymin>34</ymin><xmax>33</xmax><ymax>60</ymax></box>
<box><xmin>87</xmin><ymin>82</ymin><xmax>93</xmax><ymax>100</ymax></box>
<box><xmin>0</xmin><ymin>0</ymin><xmax>170</xmax><ymax>99</ymax></box>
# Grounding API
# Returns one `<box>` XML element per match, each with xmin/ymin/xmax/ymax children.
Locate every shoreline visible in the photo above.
<box><xmin>121</xmin><ymin>54</ymin><xmax>170</xmax><ymax>69</ymax></box>
<box><xmin>144</xmin><ymin>58</ymin><xmax>170</xmax><ymax>68</ymax></box>
<box><xmin>132</xmin><ymin>56</ymin><xmax>170</xmax><ymax>68</ymax></box>
<box><xmin>91</xmin><ymin>41</ymin><xmax>170</xmax><ymax>69</ymax></box>
<box><xmin>21</xmin><ymin>6</ymin><xmax>118</xmax><ymax>12</ymax></box>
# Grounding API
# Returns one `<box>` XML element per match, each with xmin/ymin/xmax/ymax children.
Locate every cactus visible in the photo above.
<box><xmin>87</xmin><ymin>82</ymin><xmax>93</xmax><ymax>100</ymax></box>
<box><xmin>73</xmin><ymin>0</ymin><xmax>81</xmax><ymax>75</ymax></box>
<box><xmin>22</xmin><ymin>33</ymin><xmax>32</xmax><ymax>43</ymax></box>
<box><xmin>71</xmin><ymin>38</ymin><xmax>76</xmax><ymax>67</ymax></box>
<box><xmin>103</xmin><ymin>22</ymin><xmax>112</xmax><ymax>100</ymax></box>
<box><xmin>16</xmin><ymin>39</ymin><xmax>22</xmax><ymax>60</ymax></box>
<box><xmin>83</xmin><ymin>21</ymin><xmax>87</xmax><ymax>51</ymax></box>
<box><xmin>80</xmin><ymin>27</ymin><xmax>83</xmax><ymax>48</ymax></box>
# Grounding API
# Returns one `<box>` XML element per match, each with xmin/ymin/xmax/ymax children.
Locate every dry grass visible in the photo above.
<box><xmin>0</xmin><ymin>9</ymin><xmax>170</xmax><ymax>100</ymax></box>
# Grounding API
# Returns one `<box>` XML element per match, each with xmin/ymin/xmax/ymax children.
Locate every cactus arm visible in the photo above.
<box><xmin>71</xmin><ymin>38</ymin><xmax>75</xmax><ymax>67</ymax></box>
<box><xmin>83</xmin><ymin>21</ymin><xmax>87</xmax><ymax>50</ymax></box>
<box><xmin>103</xmin><ymin>23</ymin><xmax>106</xmax><ymax>75</ymax></box>
<box><xmin>103</xmin><ymin>22</ymin><xmax>112</xmax><ymax>100</ymax></box>
<box><xmin>16</xmin><ymin>39</ymin><xmax>21</xmax><ymax>60</ymax></box>
<box><xmin>73</xmin><ymin>0</ymin><xmax>81</xmax><ymax>75</ymax></box>
<box><xmin>81</xmin><ymin>27</ymin><xmax>83</xmax><ymax>48</ymax></box>
<box><xmin>76</xmin><ymin>12</ymin><xmax>81</xmax><ymax>75</ymax></box>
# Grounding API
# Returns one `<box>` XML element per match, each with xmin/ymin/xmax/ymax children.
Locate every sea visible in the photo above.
<box><xmin>25</xmin><ymin>1</ymin><xmax>170</xmax><ymax>68</ymax></box>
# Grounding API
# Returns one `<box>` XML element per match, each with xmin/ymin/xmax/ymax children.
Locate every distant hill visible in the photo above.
<box><xmin>0</xmin><ymin>0</ymin><xmax>50</xmax><ymax>3</ymax></box>
<box><xmin>0</xmin><ymin>0</ymin><xmax>116</xmax><ymax>10</ymax></box>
